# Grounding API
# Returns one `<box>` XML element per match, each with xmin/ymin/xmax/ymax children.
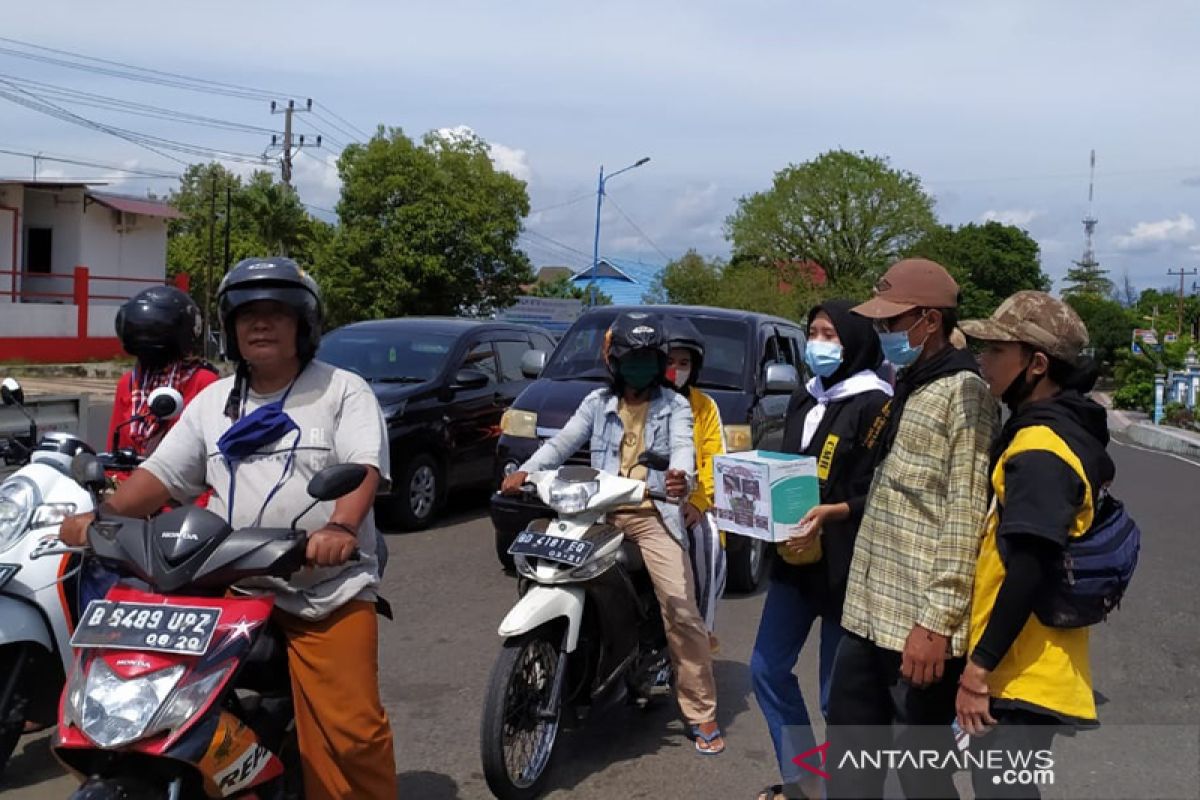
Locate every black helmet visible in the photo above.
<box><xmin>664</xmin><ymin>316</ymin><xmax>705</xmax><ymax>385</ymax></box>
<box><xmin>114</xmin><ymin>285</ymin><xmax>203</xmax><ymax>367</ymax></box>
<box><xmin>605</xmin><ymin>311</ymin><xmax>668</xmax><ymax>370</ymax></box>
<box><xmin>217</xmin><ymin>257</ymin><xmax>322</xmax><ymax>362</ymax></box>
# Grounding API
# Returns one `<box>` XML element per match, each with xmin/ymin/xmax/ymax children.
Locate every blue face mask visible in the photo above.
<box><xmin>804</xmin><ymin>340</ymin><xmax>844</xmax><ymax>378</ymax></box>
<box><xmin>216</xmin><ymin>382</ymin><xmax>301</xmax><ymax>525</ymax></box>
<box><xmin>878</xmin><ymin>314</ymin><xmax>929</xmax><ymax>369</ymax></box>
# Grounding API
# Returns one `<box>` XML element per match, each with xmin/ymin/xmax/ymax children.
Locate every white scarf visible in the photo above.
<box><xmin>801</xmin><ymin>369</ymin><xmax>894</xmax><ymax>450</ymax></box>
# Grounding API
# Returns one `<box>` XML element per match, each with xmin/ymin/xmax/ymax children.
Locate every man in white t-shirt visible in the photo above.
<box><xmin>61</xmin><ymin>258</ymin><xmax>396</xmax><ymax>800</ymax></box>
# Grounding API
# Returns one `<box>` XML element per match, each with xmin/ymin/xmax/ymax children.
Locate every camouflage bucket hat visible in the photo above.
<box><xmin>960</xmin><ymin>291</ymin><xmax>1090</xmax><ymax>364</ymax></box>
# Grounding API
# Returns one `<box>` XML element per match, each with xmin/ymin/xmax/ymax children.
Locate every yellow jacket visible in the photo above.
<box><xmin>686</xmin><ymin>389</ymin><xmax>724</xmax><ymax>512</ymax></box>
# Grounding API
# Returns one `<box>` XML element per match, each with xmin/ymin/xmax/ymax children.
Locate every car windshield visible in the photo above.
<box><xmin>541</xmin><ymin>313</ymin><xmax>750</xmax><ymax>390</ymax></box>
<box><xmin>318</xmin><ymin>329</ymin><xmax>458</xmax><ymax>383</ymax></box>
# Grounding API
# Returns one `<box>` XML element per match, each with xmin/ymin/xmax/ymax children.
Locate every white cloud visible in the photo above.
<box><xmin>435</xmin><ymin>125</ymin><xmax>531</xmax><ymax>182</ymax></box>
<box><xmin>1113</xmin><ymin>213</ymin><xmax>1197</xmax><ymax>251</ymax></box>
<box><xmin>980</xmin><ymin>208</ymin><xmax>1039</xmax><ymax>227</ymax></box>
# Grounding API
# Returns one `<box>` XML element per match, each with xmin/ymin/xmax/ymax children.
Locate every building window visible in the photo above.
<box><xmin>26</xmin><ymin>228</ymin><xmax>52</xmax><ymax>274</ymax></box>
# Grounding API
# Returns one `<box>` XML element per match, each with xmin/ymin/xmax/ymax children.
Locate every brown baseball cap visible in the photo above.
<box><xmin>851</xmin><ymin>258</ymin><xmax>961</xmax><ymax>319</ymax></box>
<box><xmin>960</xmin><ymin>291</ymin><xmax>1090</xmax><ymax>365</ymax></box>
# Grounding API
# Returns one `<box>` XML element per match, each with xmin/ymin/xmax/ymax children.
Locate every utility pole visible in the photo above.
<box><xmin>1167</xmin><ymin>267</ymin><xmax>1198</xmax><ymax>337</ymax></box>
<box><xmin>223</xmin><ymin>184</ymin><xmax>232</xmax><ymax>275</ymax></box>
<box><xmin>205</xmin><ymin>174</ymin><xmax>217</xmax><ymax>348</ymax></box>
<box><xmin>268</xmin><ymin>99</ymin><xmax>321</xmax><ymax>189</ymax></box>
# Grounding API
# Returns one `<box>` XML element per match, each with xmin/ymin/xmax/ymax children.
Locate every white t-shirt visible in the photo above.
<box><xmin>143</xmin><ymin>359</ymin><xmax>390</xmax><ymax>620</ymax></box>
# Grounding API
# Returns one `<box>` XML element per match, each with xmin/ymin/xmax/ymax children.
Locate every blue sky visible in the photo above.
<box><xmin>3</xmin><ymin>1</ymin><xmax>1199</xmax><ymax>293</ymax></box>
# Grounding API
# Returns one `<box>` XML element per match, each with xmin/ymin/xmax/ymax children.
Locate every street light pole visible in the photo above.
<box><xmin>588</xmin><ymin>156</ymin><xmax>650</xmax><ymax>305</ymax></box>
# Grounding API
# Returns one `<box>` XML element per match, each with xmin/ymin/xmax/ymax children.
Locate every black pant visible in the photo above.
<box><xmin>969</xmin><ymin>708</ymin><xmax>1060</xmax><ymax>800</ymax></box>
<box><xmin>826</xmin><ymin>631</ymin><xmax>965</xmax><ymax>800</ymax></box>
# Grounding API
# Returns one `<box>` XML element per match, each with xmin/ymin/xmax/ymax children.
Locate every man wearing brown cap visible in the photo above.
<box><xmin>956</xmin><ymin>292</ymin><xmax>1113</xmax><ymax>799</ymax></box>
<box><xmin>825</xmin><ymin>259</ymin><xmax>998</xmax><ymax>799</ymax></box>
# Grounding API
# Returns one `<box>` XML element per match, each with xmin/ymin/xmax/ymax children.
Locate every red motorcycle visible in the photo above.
<box><xmin>51</xmin><ymin>456</ymin><xmax>368</xmax><ymax>800</ymax></box>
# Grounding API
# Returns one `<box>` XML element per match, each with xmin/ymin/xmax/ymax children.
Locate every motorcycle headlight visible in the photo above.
<box><xmin>0</xmin><ymin>477</ymin><xmax>37</xmax><ymax>554</ymax></box>
<box><xmin>31</xmin><ymin>502</ymin><xmax>76</xmax><ymax>529</ymax></box>
<box><xmin>547</xmin><ymin>479</ymin><xmax>599</xmax><ymax>514</ymax></box>
<box><xmin>79</xmin><ymin>659</ymin><xmax>185</xmax><ymax>748</ymax></box>
<box><xmin>570</xmin><ymin>551</ymin><xmax>619</xmax><ymax>580</ymax></box>
<box><xmin>152</xmin><ymin>664</ymin><xmax>233</xmax><ymax>738</ymax></box>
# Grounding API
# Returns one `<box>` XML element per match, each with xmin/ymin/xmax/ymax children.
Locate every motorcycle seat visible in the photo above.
<box><xmin>616</xmin><ymin>541</ymin><xmax>644</xmax><ymax>573</ymax></box>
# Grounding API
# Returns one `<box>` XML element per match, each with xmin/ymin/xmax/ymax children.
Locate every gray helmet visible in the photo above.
<box><xmin>217</xmin><ymin>257</ymin><xmax>322</xmax><ymax>362</ymax></box>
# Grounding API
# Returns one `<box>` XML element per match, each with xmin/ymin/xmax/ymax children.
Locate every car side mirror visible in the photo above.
<box><xmin>636</xmin><ymin>451</ymin><xmax>671</xmax><ymax>472</ymax></box>
<box><xmin>1</xmin><ymin>377</ymin><xmax>24</xmax><ymax>407</ymax></box>
<box><xmin>306</xmin><ymin>464</ymin><xmax>368</xmax><ymax>502</ymax></box>
<box><xmin>764</xmin><ymin>363</ymin><xmax>800</xmax><ymax>395</ymax></box>
<box><xmin>521</xmin><ymin>350</ymin><xmax>548</xmax><ymax>379</ymax></box>
<box><xmin>147</xmin><ymin>386</ymin><xmax>184</xmax><ymax>421</ymax></box>
<box><xmin>71</xmin><ymin>452</ymin><xmax>107</xmax><ymax>493</ymax></box>
<box><xmin>452</xmin><ymin>368</ymin><xmax>491</xmax><ymax>391</ymax></box>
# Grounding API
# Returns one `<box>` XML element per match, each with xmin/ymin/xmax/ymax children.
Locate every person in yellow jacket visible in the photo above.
<box><xmin>665</xmin><ymin>316</ymin><xmax>726</xmax><ymax>650</ymax></box>
<box><xmin>959</xmin><ymin>292</ymin><xmax>1113</xmax><ymax>799</ymax></box>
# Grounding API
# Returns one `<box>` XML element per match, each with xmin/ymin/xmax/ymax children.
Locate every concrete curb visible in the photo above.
<box><xmin>1123</xmin><ymin>422</ymin><xmax>1200</xmax><ymax>460</ymax></box>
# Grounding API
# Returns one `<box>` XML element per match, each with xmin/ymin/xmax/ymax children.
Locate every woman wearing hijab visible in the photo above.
<box><xmin>752</xmin><ymin>300</ymin><xmax>893</xmax><ymax>800</ymax></box>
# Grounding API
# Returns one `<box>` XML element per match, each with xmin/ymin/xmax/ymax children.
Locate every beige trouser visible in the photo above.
<box><xmin>610</xmin><ymin>509</ymin><xmax>718</xmax><ymax>725</ymax></box>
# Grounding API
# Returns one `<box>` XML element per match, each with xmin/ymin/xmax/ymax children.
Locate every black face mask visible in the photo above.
<box><xmin>1001</xmin><ymin>356</ymin><xmax>1043</xmax><ymax>413</ymax></box>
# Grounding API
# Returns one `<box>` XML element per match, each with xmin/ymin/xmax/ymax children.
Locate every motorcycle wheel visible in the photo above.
<box><xmin>67</xmin><ymin>777</ymin><xmax>160</xmax><ymax>800</ymax></box>
<box><xmin>0</xmin><ymin>646</ymin><xmax>31</xmax><ymax>779</ymax></box>
<box><xmin>480</xmin><ymin>627</ymin><xmax>562</xmax><ymax>800</ymax></box>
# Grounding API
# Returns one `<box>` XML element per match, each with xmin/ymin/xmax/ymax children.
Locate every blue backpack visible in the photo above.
<box><xmin>1032</xmin><ymin>490</ymin><xmax>1141</xmax><ymax>629</ymax></box>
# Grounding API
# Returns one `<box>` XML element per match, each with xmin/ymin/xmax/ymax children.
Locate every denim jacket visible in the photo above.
<box><xmin>520</xmin><ymin>386</ymin><xmax>695</xmax><ymax>543</ymax></box>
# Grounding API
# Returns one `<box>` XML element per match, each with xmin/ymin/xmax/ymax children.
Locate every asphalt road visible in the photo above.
<box><xmin>3</xmin><ymin>439</ymin><xmax>1198</xmax><ymax>799</ymax></box>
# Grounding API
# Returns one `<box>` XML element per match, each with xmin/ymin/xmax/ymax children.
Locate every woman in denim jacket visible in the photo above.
<box><xmin>502</xmin><ymin>311</ymin><xmax>725</xmax><ymax>755</ymax></box>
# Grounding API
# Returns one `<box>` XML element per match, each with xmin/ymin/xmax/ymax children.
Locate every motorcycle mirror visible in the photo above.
<box><xmin>306</xmin><ymin>464</ymin><xmax>368</xmax><ymax>502</ymax></box>
<box><xmin>636</xmin><ymin>451</ymin><xmax>671</xmax><ymax>472</ymax></box>
<box><xmin>71</xmin><ymin>452</ymin><xmax>107</xmax><ymax>492</ymax></box>
<box><xmin>147</xmin><ymin>386</ymin><xmax>184</xmax><ymax>421</ymax></box>
<box><xmin>1</xmin><ymin>377</ymin><xmax>24</xmax><ymax>407</ymax></box>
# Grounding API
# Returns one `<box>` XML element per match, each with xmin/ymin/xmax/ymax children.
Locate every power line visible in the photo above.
<box><xmin>604</xmin><ymin>194</ymin><xmax>670</xmax><ymax>262</ymax></box>
<box><xmin>0</xmin><ymin>147</ymin><xmax>180</xmax><ymax>178</ymax></box>
<box><xmin>531</xmin><ymin>191</ymin><xmax>595</xmax><ymax>215</ymax></box>
<box><xmin>0</xmin><ymin>37</ymin><xmax>286</xmax><ymax>101</ymax></box>
<box><xmin>520</xmin><ymin>228</ymin><xmax>593</xmax><ymax>260</ymax></box>
<box><xmin>310</xmin><ymin>108</ymin><xmax>362</xmax><ymax>145</ymax></box>
<box><xmin>314</xmin><ymin>102</ymin><xmax>371</xmax><ymax>141</ymax></box>
<box><xmin>0</xmin><ymin>73</ymin><xmax>276</xmax><ymax>135</ymax></box>
<box><xmin>0</xmin><ymin>80</ymin><xmax>269</xmax><ymax>166</ymax></box>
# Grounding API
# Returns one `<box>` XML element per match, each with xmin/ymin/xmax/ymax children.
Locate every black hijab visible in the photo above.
<box><xmin>807</xmin><ymin>299</ymin><xmax>884</xmax><ymax>386</ymax></box>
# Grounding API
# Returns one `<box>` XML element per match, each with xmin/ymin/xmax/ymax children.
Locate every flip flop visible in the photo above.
<box><xmin>691</xmin><ymin>724</ymin><xmax>725</xmax><ymax>755</ymax></box>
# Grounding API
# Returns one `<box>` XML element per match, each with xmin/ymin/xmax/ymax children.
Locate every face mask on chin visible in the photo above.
<box><xmin>666</xmin><ymin>367</ymin><xmax>691</xmax><ymax>389</ymax></box>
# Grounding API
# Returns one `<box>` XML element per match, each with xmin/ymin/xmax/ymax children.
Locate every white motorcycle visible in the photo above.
<box><xmin>481</xmin><ymin>454</ymin><xmax>677</xmax><ymax>800</ymax></box>
<box><xmin>0</xmin><ymin>377</ymin><xmax>180</xmax><ymax>776</ymax></box>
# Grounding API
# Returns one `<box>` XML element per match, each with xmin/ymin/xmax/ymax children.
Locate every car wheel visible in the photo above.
<box><xmin>725</xmin><ymin>535</ymin><xmax>768</xmax><ymax>593</ymax></box>
<box><xmin>386</xmin><ymin>453</ymin><xmax>443</xmax><ymax>531</ymax></box>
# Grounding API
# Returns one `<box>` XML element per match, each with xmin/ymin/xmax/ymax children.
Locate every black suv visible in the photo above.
<box><xmin>489</xmin><ymin>305</ymin><xmax>806</xmax><ymax>591</ymax></box>
<box><xmin>318</xmin><ymin>318</ymin><xmax>556</xmax><ymax>530</ymax></box>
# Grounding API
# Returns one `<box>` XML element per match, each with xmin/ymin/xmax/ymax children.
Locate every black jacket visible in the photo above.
<box><xmin>776</xmin><ymin>385</ymin><xmax>890</xmax><ymax>620</ymax></box>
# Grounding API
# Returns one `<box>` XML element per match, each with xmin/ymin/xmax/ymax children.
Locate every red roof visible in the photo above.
<box><xmin>88</xmin><ymin>192</ymin><xmax>184</xmax><ymax>220</ymax></box>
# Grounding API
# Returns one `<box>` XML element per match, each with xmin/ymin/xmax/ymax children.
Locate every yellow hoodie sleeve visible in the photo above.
<box><xmin>688</xmin><ymin>390</ymin><xmax>724</xmax><ymax>513</ymax></box>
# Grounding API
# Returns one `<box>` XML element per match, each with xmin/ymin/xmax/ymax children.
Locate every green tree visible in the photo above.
<box><xmin>530</xmin><ymin>273</ymin><xmax>610</xmax><ymax>305</ymax></box>
<box><xmin>645</xmin><ymin>250</ymin><xmax>822</xmax><ymax>322</ymax></box>
<box><xmin>907</xmin><ymin>222</ymin><xmax>1050</xmax><ymax>319</ymax></box>
<box><xmin>725</xmin><ymin>149</ymin><xmax>937</xmax><ymax>286</ymax></box>
<box><xmin>1064</xmin><ymin>293</ymin><xmax>1136</xmax><ymax>371</ymax></box>
<box><xmin>316</xmin><ymin>128</ymin><xmax>533</xmax><ymax>327</ymax></box>
<box><xmin>644</xmin><ymin>250</ymin><xmax>725</xmax><ymax>306</ymax></box>
<box><xmin>236</xmin><ymin>172</ymin><xmax>311</xmax><ymax>256</ymax></box>
<box><xmin>1135</xmin><ymin>288</ymin><xmax>1200</xmax><ymax>338</ymax></box>
<box><xmin>1061</xmin><ymin>251</ymin><xmax>1113</xmax><ymax>298</ymax></box>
